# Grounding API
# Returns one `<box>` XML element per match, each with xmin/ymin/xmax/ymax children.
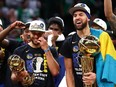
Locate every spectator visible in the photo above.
<box><xmin>45</xmin><ymin>16</ymin><xmax>66</xmax><ymax>87</ymax></box>
<box><xmin>0</xmin><ymin>21</ymin><xmax>31</xmax><ymax>87</ymax></box>
<box><xmin>91</xmin><ymin>18</ymin><xmax>116</xmax><ymax>49</ymax></box>
<box><xmin>46</xmin><ymin>16</ymin><xmax>65</xmax><ymax>54</ymax></box>
<box><xmin>91</xmin><ymin>18</ymin><xmax>107</xmax><ymax>31</ymax></box>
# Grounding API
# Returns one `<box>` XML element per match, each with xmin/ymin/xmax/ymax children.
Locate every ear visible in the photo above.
<box><xmin>87</xmin><ymin>18</ymin><xmax>90</xmax><ymax>22</ymax></box>
<box><xmin>20</xmin><ymin>35</ymin><xmax>23</xmax><ymax>40</ymax></box>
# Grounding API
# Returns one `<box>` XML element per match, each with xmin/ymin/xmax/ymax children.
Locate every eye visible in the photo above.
<box><xmin>73</xmin><ymin>14</ymin><xmax>77</xmax><ymax>17</ymax></box>
<box><xmin>49</xmin><ymin>27</ymin><xmax>59</xmax><ymax>31</ymax></box>
<box><xmin>79</xmin><ymin>13</ymin><xmax>84</xmax><ymax>16</ymax></box>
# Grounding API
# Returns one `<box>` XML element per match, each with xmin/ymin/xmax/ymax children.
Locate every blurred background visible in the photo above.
<box><xmin>0</xmin><ymin>0</ymin><xmax>116</xmax><ymax>38</ymax></box>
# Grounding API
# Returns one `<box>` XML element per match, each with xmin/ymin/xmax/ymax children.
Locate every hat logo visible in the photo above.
<box><xmin>40</xmin><ymin>23</ymin><xmax>44</xmax><ymax>29</ymax></box>
<box><xmin>96</xmin><ymin>19</ymin><xmax>100</xmax><ymax>22</ymax></box>
<box><xmin>31</xmin><ymin>23</ymin><xmax>44</xmax><ymax>30</ymax></box>
<box><xmin>75</xmin><ymin>3</ymin><xmax>85</xmax><ymax>8</ymax></box>
<box><xmin>80</xmin><ymin>3</ymin><xmax>85</xmax><ymax>7</ymax></box>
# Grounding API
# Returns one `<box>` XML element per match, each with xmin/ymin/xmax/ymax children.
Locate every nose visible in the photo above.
<box><xmin>73</xmin><ymin>16</ymin><xmax>80</xmax><ymax>23</ymax></box>
<box><xmin>33</xmin><ymin>34</ymin><xmax>39</xmax><ymax>38</ymax></box>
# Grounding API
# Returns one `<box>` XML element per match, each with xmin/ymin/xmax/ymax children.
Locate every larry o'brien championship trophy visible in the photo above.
<box><xmin>78</xmin><ymin>35</ymin><xmax>100</xmax><ymax>87</ymax></box>
<box><xmin>8</xmin><ymin>54</ymin><xmax>34</xmax><ymax>86</ymax></box>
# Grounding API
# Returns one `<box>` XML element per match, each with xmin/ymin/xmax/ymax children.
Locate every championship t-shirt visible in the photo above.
<box><xmin>13</xmin><ymin>44</ymin><xmax>58</xmax><ymax>87</ymax></box>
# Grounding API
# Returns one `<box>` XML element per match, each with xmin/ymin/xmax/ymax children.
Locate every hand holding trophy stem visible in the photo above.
<box><xmin>8</xmin><ymin>54</ymin><xmax>34</xmax><ymax>86</ymax></box>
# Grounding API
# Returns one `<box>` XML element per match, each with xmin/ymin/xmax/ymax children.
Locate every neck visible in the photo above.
<box><xmin>28</xmin><ymin>42</ymin><xmax>40</xmax><ymax>48</ymax></box>
<box><xmin>77</xmin><ymin>26</ymin><xmax>91</xmax><ymax>38</ymax></box>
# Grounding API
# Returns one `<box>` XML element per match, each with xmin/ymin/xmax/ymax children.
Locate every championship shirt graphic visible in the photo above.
<box><xmin>72</xmin><ymin>46</ymin><xmax>82</xmax><ymax>75</ymax></box>
<box><xmin>26</xmin><ymin>54</ymin><xmax>48</xmax><ymax>81</ymax></box>
<box><xmin>33</xmin><ymin>57</ymin><xmax>43</xmax><ymax>73</ymax></box>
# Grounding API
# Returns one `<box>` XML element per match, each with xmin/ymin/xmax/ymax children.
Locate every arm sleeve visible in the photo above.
<box><xmin>60</xmin><ymin>37</ymin><xmax>72</xmax><ymax>58</ymax></box>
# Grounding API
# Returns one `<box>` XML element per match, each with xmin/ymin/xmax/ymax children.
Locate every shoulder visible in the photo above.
<box><xmin>99</xmin><ymin>31</ymin><xmax>110</xmax><ymax>38</ymax></box>
<box><xmin>14</xmin><ymin>44</ymin><xmax>28</xmax><ymax>52</ymax></box>
<box><xmin>91</xmin><ymin>28</ymin><xmax>110</xmax><ymax>39</ymax></box>
<box><xmin>9</xmin><ymin>39</ymin><xmax>24</xmax><ymax>47</ymax></box>
<box><xmin>90</xmin><ymin>28</ymin><xmax>103</xmax><ymax>38</ymax></box>
<box><xmin>66</xmin><ymin>32</ymin><xmax>77</xmax><ymax>41</ymax></box>
<box><xmin>9</xmin><ymin>39</ymin><xmax>23</xmax><ymax>43</ymax></box>
<box><xmin>65</xmin><ymin>32</ymin><xmax>79</xmax><ymax>45</ymax></box>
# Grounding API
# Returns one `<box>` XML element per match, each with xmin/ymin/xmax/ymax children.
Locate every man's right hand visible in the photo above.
<box><xmin>10</xmin><ymin>21</ymin><xmax>26</xmax><ymax>29</ymax></box>
<box><xmin>82</xmin><ymin>72</ymin><xmax>96</xmax><ymax>85</ymax></box>
<box><xmin>11</xmin><ymin>70</ymin><xmax>29</xmax><ymax>82</ymax></box>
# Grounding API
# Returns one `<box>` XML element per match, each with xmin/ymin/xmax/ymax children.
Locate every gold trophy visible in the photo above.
<box><xmin>8</xmin><ymin>54</ymin><xmax>34</xmax><ymax>86</ymax></box>
<box><xmin>78</xmin><ymin>35</ymin><xmax>100</xmax><ymax>87</ymax></box>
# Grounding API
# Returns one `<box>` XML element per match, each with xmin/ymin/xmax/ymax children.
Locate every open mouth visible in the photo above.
<box><xmin>76</xmin><ymin>21</ymin><xmax>82</xmax><ymax>27</ymax></box>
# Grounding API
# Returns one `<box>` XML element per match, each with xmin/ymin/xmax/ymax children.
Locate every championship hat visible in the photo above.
<box><xmin>69</xmin><ymin>3</ymin><xmax>91</xmax><ymax>18</ymax></box>
<box><xmin>93</xmin><ymin>18</ymin><xmax>107</xmax><ymax>31</ymax></box>
<box><xmin>29</xmin><ymin>20</ymin><xmax>46</xmax><ymax>32</ymax></box>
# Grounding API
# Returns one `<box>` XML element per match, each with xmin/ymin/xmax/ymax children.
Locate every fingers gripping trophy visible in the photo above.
<box><xmin>8</xmin><ymin>54</ymin><xmax>34</xmax><ymax>86</ymax></box>
<box><xmin>78</xmin><ymin>35</ymin><xmax>100</xmax><ymax>87</ymax></box>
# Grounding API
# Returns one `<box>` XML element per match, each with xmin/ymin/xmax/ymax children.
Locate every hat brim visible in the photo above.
<box><xmin>69</xmin><ymin>7</ymin><xmax>88</xmax><ymax>15</ymax></box>
<box><xmin>29</xmin><ymin>29</ymin><xmax>45</xmax><ymax>32</ymax></box>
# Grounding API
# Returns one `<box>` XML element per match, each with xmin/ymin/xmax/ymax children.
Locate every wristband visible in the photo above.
<box><xmin>44</xmin><ymin>47</ymin><xmax>50</xmax><ymax>53</ymax></box>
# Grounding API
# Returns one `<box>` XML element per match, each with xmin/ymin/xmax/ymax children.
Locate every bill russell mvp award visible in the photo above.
<box><xmin>8</xmin><ymin>54</ymin><xmax>34</xmax><ymax>86</ymax></box>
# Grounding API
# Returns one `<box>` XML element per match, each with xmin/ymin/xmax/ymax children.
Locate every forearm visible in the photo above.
<box><xmin>0</xmin><ymin>21</ymin><xmax>25</xmax><ymax>42</ymax></box>
<box><xmin>66</xmin><ymin>70</ymin><xmax>75</xmax><ymax>87</ymax></box>
<box><xmin>104</xmin><ymin>0</ymin><xmax>114</xmax><ymax>19</ymax></box>
<box><xmin>0</xmin><ymin>25</ymin><xmax>13</xmax><ymax>41</ymax></box>
<box><xmin>64</xmin><ymin>58</ymin><xmax>75</xmax><ymax>87</ymax></box>
<box><xmin>45</xmin><ymin>51</ymin><xmax>60</xmax><ymax>76</ymax></box>
<box><xmin>104</xmin><ymin>0</ymin><xmax>116</xmax><ymax>34</ymax></box>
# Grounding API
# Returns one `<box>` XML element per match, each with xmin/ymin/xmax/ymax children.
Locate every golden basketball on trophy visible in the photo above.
<box><xmin>8</xmin><ymin>54</ymin><xmax>25</xmax><ymax>72</ymax></box>
<box><xmin>78</xmin><ymin>35</ymin><xmax>100</xmax><ymax>87</ymax></box>
<box><xmin>79</xmin><ymin>35</ymin><xmax>100</xmax><ymax>57</ymax></box>
<box><xmin>8</xmin><ymin>54</ymin><xmax>34</xmax><ymax>86</ymax></box>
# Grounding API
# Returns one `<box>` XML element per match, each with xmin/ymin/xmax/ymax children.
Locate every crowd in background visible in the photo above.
<box><xmin>0</xmin><ymin>0</ymin><xmax>116</xmax><ymax>38</ymax></box>
<box><xmin>0</xmin><ymin>0</ymin><xmax>116</xmax><ymax>87</ymax></box>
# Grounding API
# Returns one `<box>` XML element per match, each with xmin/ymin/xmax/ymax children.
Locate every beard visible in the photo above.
<box><xmin>31</xmin><ymin>38</ymin><xmax>40</xmax><ymax>46</ymax></box>
<box><xmin>74</xmin><ymin>21</ymin><xmax>87</xmax><ymax>31</ymax></box>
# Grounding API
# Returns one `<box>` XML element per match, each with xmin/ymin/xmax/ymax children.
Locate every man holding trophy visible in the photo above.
<box><xmin>9</xmin><ymin>20</ymin><xmax>60</xmax><ymax>87</ymax></box>
<box><xmin>60</xmin><ymin>3</ymin><xmax>116</xmax><ymax>87</ymax></box>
